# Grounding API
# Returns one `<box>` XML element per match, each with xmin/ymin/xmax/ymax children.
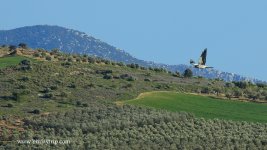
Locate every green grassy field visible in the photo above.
<box><xmin>126</xmin><ymin>91</ymin><xmax>267</xmax><ymax>122</ymax></box>
<box><xmin>0</xmin><ymin>55</ymin><xmax>31</xmax><ymax>68</ymax></box>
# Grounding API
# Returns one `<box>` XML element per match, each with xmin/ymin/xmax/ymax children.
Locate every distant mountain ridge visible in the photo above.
<box><xmin>0</xmin><ymin>25</ymin><xmax>265</xmax><ymax>83</ymax></box>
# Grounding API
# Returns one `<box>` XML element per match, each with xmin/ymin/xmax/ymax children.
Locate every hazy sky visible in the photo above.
<box><xmin>1</xmin><ymin>0</ymin><xmax>267</xmax><ymax>81</ymax></box>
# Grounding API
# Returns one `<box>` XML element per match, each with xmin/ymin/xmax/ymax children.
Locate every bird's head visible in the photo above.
<box><xmin>190</xmin><ymin>59</ymin><xmax>195</xmax><ymax>64</ymax></box>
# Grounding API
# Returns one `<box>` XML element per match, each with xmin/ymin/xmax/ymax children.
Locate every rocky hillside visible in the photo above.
<box><xmin>0</xmin><ymin>25</ymin><xmax>265</xmax><ymax>83</ymax></box>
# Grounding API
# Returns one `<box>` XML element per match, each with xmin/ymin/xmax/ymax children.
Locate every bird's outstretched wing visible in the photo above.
<box><xmin>198</xmin><ymin>48</ymin><xmax>207</xmax><ymax>65</ymax></box>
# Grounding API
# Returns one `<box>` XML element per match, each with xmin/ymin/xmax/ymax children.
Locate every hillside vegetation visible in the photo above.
<box><xmin>1</xmin><ymin>25</ymin><xmax>266</xmax><ymax>83</ymax></box>
<box><xmin>0</xmin><ymin>46</ymin><xmax>267</xmax><ymax>149</ymax></box>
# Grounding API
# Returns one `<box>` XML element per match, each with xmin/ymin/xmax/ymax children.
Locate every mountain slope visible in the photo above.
<box><xmin>0</xmin><ymin>25</ymin><xmax>265</xmax><ymax>83</ymax></box>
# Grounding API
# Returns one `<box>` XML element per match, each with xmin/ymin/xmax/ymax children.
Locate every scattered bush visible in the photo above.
<box><xmin>145</xmin><ymin>73</ymin><xmax>151</xmax><ymax>77</ymax></box>
<box><xmin>82</xmin><ymin>103</ymin><xmax>89</xmax><ymax>107</ymax></box>
<box><xmin>42</xmin><ymin>87</ymin><xmax>51</xmax><ymax>93</ymax></box>
<box><xmin>123</xmin><ymin>83</ymin><xmax>133</xmax><ymax>88</ymax></box>
<box><xmin>41</xmin><ymin>52</ymin><xmax>46</xmax><ymax>57</ymax></box>
<box><xmin>60</xmin><ymin>91</ymin><xmax>68</xmax><ymax>98</ymax></box>
<box><xmin>50</xmin><ymin>85</ymin><xmax>58</xmax><ymax>90</ymax></box>
<box><xmin>76</xmin><ymin>101</ymin><xmax>82</xmax><ymax>106</ymax></box>
<box><xmin>88</xmin><ymin>57</ymin><xmax>96</xmax><ymax>63</ymax></box>
<box><xmin>127</xmin><ymin>76</ymin><xmax>136</xmax><ymax>81</ymax></box>
<box><xmin>9</xmin><ymin>45</ymin><xmax>17</xmax><ymax>51</ymax></box>
<box><xmin>20</xmin><ymin>76</ymin><xmax>30</xmax><ymax>81</ymax></box>
<box><xmin>31</xmin><ymin>109</ymin><xmax>41</xmax><ymax>114</ymax></box>
<box><xmin>117</xmin><ymin>62</ymin><xmax>125</xmax><ymax>66</ymax></box>
<box><xmin>233</xmin><ymin>89</ymin><xmax>243</xmax><ymax>98</ymax></box>
<box><xmin>120</xmin><ymin>74</ymin><xmax>130</xmax><ymax>79</ymax></box>
<box><xmin>76</xmin><ymin>58</ymin><xmax>81</xmax><ymax>62</ymax></box>
<box><xmin>68</xmin><ymin>83</ymin><xmax>76</xmax><ymax>88</ymax></box>
<box><xmin>20</xmin><ymin>59</ymin><xmax>31</xmax><ymax>66</ymax></box>
<box><xmin>144</xmin><ymin>78</ymin><xmax>151</xmax><ymax>82</ymax></box>
<box><xmin>67</xmin><ymin>57</ymin><xmax>73</xmax><ymax>62</ymax></box>
<box><xmin>233</xmin><ymin>81</ymin><xmax>249</xmax><ymax>89</ymax></box>
<box><xmin>103</xmin><ymin>74</ymin><xmax>113</xmax><ymax>79</ymax></box>
<box><xmin>256</xmin><ymin>83</ymin><xmax>266</xmax><ymax>88</ymax></box>
<box><xmin>201</xmin><ymin>87</ymin><xmax>211</xmax><ymax>94</ymax></box>
<box><xmin>12</xmin><ymin>92</ymin><xmax>22</xmax><ymax>101</ymax></box>
<box><xmin>19</xmin><ymin>60</ymin><xmax>32</xmax><ymax>71</ymax></box>
<box><xmin>225</xmin><ymin>92</ymin><xmax>233</xmax><ymax>100</ymax></box>
<box><xmin>61</xmin><ymin>62</ymin><xmax>72</xmax><ymax>67</ymax></box>
<box><xmin>172</xmin><ymin>71</ymin><xmax>180</xmax><ymax>77</ymax></box>
<box><xmin>33</xmin><ymin>53</ymin><xmax>41</xmax><ymax>57</ymax></box>
<box><xmin>45</xmin><ymin>56</ymin><xmax>52</xmax><ymax>61</ymax></box>
<box><xmin>18</xmin><ymin>43</ymin><xmax>27</xmax><ymax>49</ymax></box>
<box><xmin>82</xmin><ymin>58</ymin><xmax>88</xmax><ymax>62</ymax></box>
<box><xmin>7</xmin><ymin>103</ymin><xmax>13</xmax><ymax>108</ymax></box>
<box><xmin>183</xmin><ymin>68</ymin><xmax>193</xmax><ymax>78</ymax></box>
<box><xmin>43</xmin><ymin>93</ymin><xmax>53</xmax><ymax>99</ymax></box>
<box><xmin>225</xmin><ymin>82</ymin><xmax>235</xmax><ymax>88</ymax></box>
<box><xmin>96</xmin><ymin>70</ymin><xmax>113</xmax><ymax>75</ymax></box>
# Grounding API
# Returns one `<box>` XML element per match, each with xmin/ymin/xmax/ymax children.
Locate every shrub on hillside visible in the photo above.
<box><xmin>19</xmin><ymin>60</ymin><xmax>32</xmax><ymax>71</ymax></box>
<box><xmin>123</xmin><ymin>83</ymin><xmax>133</xmax><ymax>88</ymax></box>
<box><xmin>127</xmin><ymin>77</ymin><xmax>135</xmax><ymax>81</ymax></box>
<box><xmin>18</xmin><ymin>43</ymin><xmax>27</xmax><ymax>49</ymax></box>
<box><xmin>225</xmin><ymin>82</ymin><xmax>235</xmax><ymax>88</ymax></box>
<box><xmin>201</xmin><ymin>87</ymin><xmax>211</xmax><ymax>94</ymax></box>
<box><xmin>76</xmin><ymin>58</ymin><xmax>81</xmax><ymax>62</ymax></box>
<box><xmin>82</xmin><ymin>58</ymin><xmax>88</xmax><ymax>62</ymax></box>
<box><xmin>76</xmin><ymin>101</ymin><xmax>82</xmax><ymax>106</ymax></box>
<box><xmin>96</xmin><ymin>70</ymin><xmax>113</xmax><ymax>75</ymax></box>
<box><xmin>120</xmin><ymin>74</ymin><xmax>130</xmax><ymax>79</ymax></box>
<box><xmin>20</xmin><ymin>76</ymin><xmax>30</xmax><ymax>81</ymax></box>
<box><xmin>33</xmin><ymin>53</ymin><xmax>41</xmax><ymax>57</ymax></box>
<box><xmin>145</xmin><ymin>73</ymin><xmax>151</xmax><ymax>77</ymax></box>
<box><xmin>88</xmin><ymin>57</ymin><xmax>96</xmax><ymax>63</ymax></box>
<box><xmin>7</xmin><ymin>103</ymin><xmax>13</xmax><ymax>108</ymax></box>
<box><xmin>60</xmin><ymin>91</ymin><xmax>68</xmax><ymax>98</ymax></box>
<box><xmin>68</xmin><ymin>83</ymin><xmax>76</xmax><ymax>88</ymax></box>
<box><xmin>103</xmin><ymin>74</ymin><xmax>113</xmax><ymax>79</ymax></box>
<box><xmin>82</xmin><ymin>103</ymin><xmax>89</xmax><ymax>107</ymax></box>
<box><xmin>67</xmin><ymin>57</ymin><xmax>73</xmax><ymax>62</ymax></box>
<box><xmin>172</xmin><ymin>71</ymin><xmax>180</xmax><ymax>77</ymax></box>
<box><xmin>50</xmin><ymin>85</ymin><xmax>58</xmax><ymax>90</ymax></box>
<box><xmin>183</xmin><ymin>68</ymin><xmax>193</xmax><ymax>78</ymax></box>
<box><xmin>30</xmin><ymin>109</ymin><xmax>41</xmax><ymax>114</ymax></box>
<box><xmin>61</xmin><ymin>62</ymin><xmax>72</xmax><ymax>67</ymax></box>
<box><xmin>41</xmin><ymin>52</ymin><xmax>46</xmax><ymax>58</ymax></box>
<box><xmin>45</xmin><ymin>56</ymin><xmax>52</xmax><ymax>61</ymax></box>
<box><xmin>8</xmin><ymin>45</ymin><xmax>17</xmax><ymax>51</ymax></box>
<box><xmin>43</xmin><ymin>93</ymin><xmax>53</xmax><ymax>99</ymax></box>
<box><xmin>233</xmin><ymin>81</ymin><xmax>249</xmax><ymax>89</ymax></box>
<box><xmin>144</xmin><ymin>78</ymin><xmax>151</xmax><ymax>82</ymax></box>
<box><xmin>12</xmin><ymin>92</ymin><xmax>22</xmax><ymax>101</ymax></box>
<box><xmin>117</xmin><ymin>62</ymin><xmax>125</xmax><ymax>66</ymax></box>
<box><xmin>256</xmin><ymin>83</ymin><xmax>266</xmax><ymax>88</ymax></box>
<box><xmin>20</xmin><ymin>59</ymin><xmax>31</xmax><ymax>65</ymax></box>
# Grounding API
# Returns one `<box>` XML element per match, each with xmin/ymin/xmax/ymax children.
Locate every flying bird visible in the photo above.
<box><xmin>190</xmin><ymin>48</ymin><xmax>213</xmax><ymax>69</ymax></box>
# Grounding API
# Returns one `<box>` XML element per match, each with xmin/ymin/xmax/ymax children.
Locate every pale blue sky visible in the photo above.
<box><xmin>1</xmin><ymin>0</ymin><xmax>267</xmax><ymax>81</ymax></box>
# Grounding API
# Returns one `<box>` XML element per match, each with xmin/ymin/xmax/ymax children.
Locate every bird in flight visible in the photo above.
<box><xmin>190</xmin><ymin>48</ymin><xmax>213</xmax><ymax>69</ymax></box>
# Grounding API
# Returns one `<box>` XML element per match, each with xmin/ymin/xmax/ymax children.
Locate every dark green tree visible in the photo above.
<box><xmin>183</xmin><ymin>68</ymin><xmax>193</xmax><ymax>78</ymax></box>
<box><xmin>8</xmin><ymin>45</ymin><xmax>17</xmax><ymax>51</ymax></box>
<box><xmin>18</xmin><ymin>43</ymin><xmax>27</xmax><ymax>49</ymax></box>
<box><xmin>51</xmin><ymin>48</ymin><xmax>60</xmax><ymax>54</ymax></box>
